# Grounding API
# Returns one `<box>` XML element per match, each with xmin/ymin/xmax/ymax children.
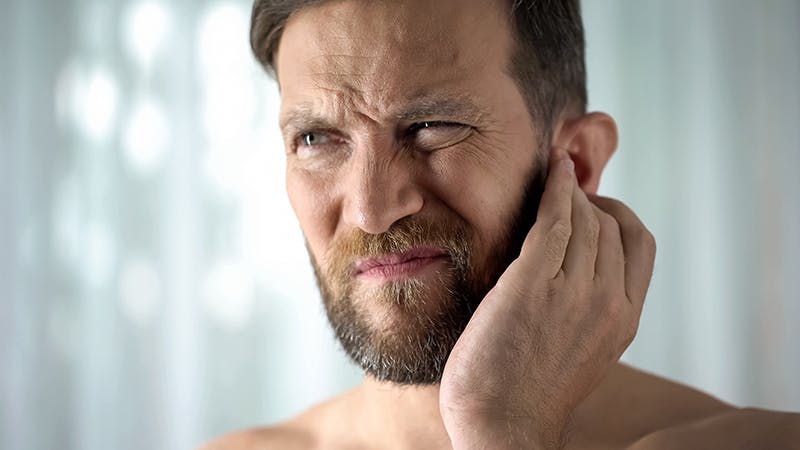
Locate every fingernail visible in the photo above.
<box><xmin>561</xmin><ymin>158</ymin><xmax>574</xmax><ymax>174</ymax></box>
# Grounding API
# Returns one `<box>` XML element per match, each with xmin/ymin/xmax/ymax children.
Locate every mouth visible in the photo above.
<box><xmin>353</xmin><ymin>247</ymin><xmax>450</xmax><ymax>281</ymax></box>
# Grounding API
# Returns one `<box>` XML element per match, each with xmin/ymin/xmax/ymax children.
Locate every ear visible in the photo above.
<box><xmin>550</xmin><ymin>112</ymin><xmax>618</xmax><ymax>194</ymax></box>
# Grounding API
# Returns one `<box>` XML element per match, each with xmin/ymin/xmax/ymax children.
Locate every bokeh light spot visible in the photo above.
<box><xmin>123</xmin><ymin>1</ymin><xmax>171</xmax><ymax>70</ymax></box>
<box><xmin>56</xmin><ymin>62</ymin><xmax>120</xmax><ymax>141</ymax></box>
<box><xmin>81</xmin><ymin>68</ymin><xmax>119</xmax><ymax>142</ymax></box>
<box><xmin>123</xmin><ymin>99</ymin><xmax>170</xmax><ymax>175</ymax></box>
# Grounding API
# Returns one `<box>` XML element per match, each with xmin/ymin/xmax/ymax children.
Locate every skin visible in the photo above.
<box><xmin>202</xmin><ymin>0</ymin><xmax>800</xmax><ymax>448</ymax></box>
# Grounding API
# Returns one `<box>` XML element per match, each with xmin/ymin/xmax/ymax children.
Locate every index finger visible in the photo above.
<box><xmin>519</xmin><ymin>150</ymin><xmax>576</xmax><ymax>279</ymax></box>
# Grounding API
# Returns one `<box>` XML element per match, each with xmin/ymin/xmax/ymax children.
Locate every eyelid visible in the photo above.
<box><xmin>407</xmin><ymin>120</ymin><xmax>468</xmax><ymax>133</ymax></box>
<box><xmin>407</xmin><ymin>121</ymin><xmax>474</xmax><ymax>151</ymax></box>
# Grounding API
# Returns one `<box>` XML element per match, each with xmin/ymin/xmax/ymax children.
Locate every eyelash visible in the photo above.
<box><xmin>406</xmin><ymin>121</ymin><xmax>464</xmax><ymax>135</ymax></box>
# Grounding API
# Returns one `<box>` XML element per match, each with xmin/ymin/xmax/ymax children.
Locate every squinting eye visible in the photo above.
<box><xmin>408</xmin><ymin>121</ymin><xmax>472</xmax><ymax>150</ymax></box>
<box><xmin>409</xmin><ymin>121</ymin><xmax>459</xmax><ymax>132</ymax></box>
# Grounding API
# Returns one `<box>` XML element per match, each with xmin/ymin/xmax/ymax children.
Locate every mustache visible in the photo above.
<box><xmin>324</xmin><ymin>216</ymin><xmax>472</xmax><ymax>277</ymax></box>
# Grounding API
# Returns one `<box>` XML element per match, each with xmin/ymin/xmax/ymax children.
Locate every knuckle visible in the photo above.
<box><xmin>544</xmin><ymin>237</ymin><xmax>566</xmax><ymax>264</ymax></box>
<box><xmin>549</xmin><ymin>218</ymin><xmax>572</xmax><ymax>242</ymax></box>
<box><xmin>620</xmin><ymin>212</ymin><xmax>653</xmax><ymax>241</ymax></box>
<box><xmin>584</xmin><ymin>214</ymin><xmax>601</xmax><ymax>251</ymax></box>
<box><xmin>535</xmin><ymin>277</ymin><xmax>563</xmax><ymax>302</ymax></box>
<box><xmin>542</xmin><ymin>280</ymin><xmax>561</xmax><ymax>301</ymax></box>
<box><xmin>543</xmin><ymin>219</ymin><xmax>571</xmax><ymax>262</ymax></box>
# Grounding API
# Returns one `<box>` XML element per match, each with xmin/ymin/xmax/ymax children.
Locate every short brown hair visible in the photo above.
<box><xmin>250</xmin><ymin>0</ymin><xmax>585</xmax><ymax>131</ymax></box>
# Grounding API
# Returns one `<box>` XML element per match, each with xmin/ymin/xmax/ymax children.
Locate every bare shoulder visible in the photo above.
<box><xmin>197</xmin><ymin>388</ymin><xmax>361</xmax><ymax>450</ymax></box>
<box><xmin>198</xmin><ymin>421</ymin><xmax>316</xmax><ymax>450</ymax></box>
<box><xmin>628</xmin><ymin>407</ymin><xmax>800</xmax><ymax>449</ymax></box>
<box><xmin>574</xmin><ymin>363</ymin><xmax>800</xmax><ymax>449</ymax></box>
<box><xmin>572</xmin><ymin>363</ymin><xmax>733</xmax><ymax>443</ymax></box>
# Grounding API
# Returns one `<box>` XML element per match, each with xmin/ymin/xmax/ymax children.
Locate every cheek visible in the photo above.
<box><xmin>286</xmin><ymin>169</ymin><xmax>338</xmax><ymax>259</ymax></box>
<box><xmin>426</xmin><ymin>135</ymin><xmax>538</xmax><ymax>252</ymax></box>
<box><xmin>426</xmin><ymin>167</ymin><xmax>508</xmax><ymax>253</ymax></box>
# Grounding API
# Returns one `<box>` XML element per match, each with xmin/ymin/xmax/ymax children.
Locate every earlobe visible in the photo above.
<box><xmin>550</xmin><ymin>112</ymin><xmax>618</xmax><ymax>194</ymax></box>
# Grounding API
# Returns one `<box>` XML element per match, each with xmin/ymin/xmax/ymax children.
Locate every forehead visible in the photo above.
<box><xmin>275</xmin><ymin>0</ymin><xmax>513</xmax><ymax>122</ymax></box>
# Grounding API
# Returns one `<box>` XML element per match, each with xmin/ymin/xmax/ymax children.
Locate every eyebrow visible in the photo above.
<box><xmin>279</xmin><ymin>93</ymin><xmax>486</xmax><ymax>136</ymax></box>
<box><xmin>395</xmin><ymin>94</ymin><xmax>486</xmax><ymax>123</ymax></box>
<box><xmin>279</xmin><ymin>104</ymin><xmax>332</xmax><ymax>138</ymax></box>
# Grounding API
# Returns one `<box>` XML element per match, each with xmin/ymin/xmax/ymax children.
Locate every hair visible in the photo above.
<box><xmin>250</xmin><ymin>0</ymin><xmax>585</xmax><ymax>133</ymax></box>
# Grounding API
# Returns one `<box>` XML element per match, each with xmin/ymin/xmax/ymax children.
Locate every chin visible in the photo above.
<box><xmin>352</xmin><ymin>273</ymin><xmax>458</xmax><ymax>326</ymax></box>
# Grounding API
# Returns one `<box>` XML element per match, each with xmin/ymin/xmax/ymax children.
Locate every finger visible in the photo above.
<box><xmin>592</xmin><ymin>203</ymin><xmax>625</xmax><ymax>288</ymax></box>
<box><xmin>561</xmin><ymin>183</ymin><xmax>600</xmax><ymax>281</ymax></box>
<box><xmin>520</xmin><ymin>151</ymin><xmax>576</xmax><ymax>279</ymax></box>
<box><xmin>588</xmin><ymin>195</ymin><xmax>657</xmax><ymax>312</ymax></box>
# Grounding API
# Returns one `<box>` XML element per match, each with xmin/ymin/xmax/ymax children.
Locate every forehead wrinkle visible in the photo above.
<box><xmin>307</xmin><ymin>54</ymin><xmax>380</xmax><ymax>80</ymax></box>
<box><xmin>278</xmin><ymin>0</ymin><xmax>513</xmax><ymax>92</ymax></box>
<box><xmin>318</xmin><ymin>0</ymin><xmax>458</xmax><ymax>59</ymax></box>
<box><xmin>297</xmin><ymin>2</ymin><xmax>467</xmax><ymax>87</ymax></box>
<box><xmin>279</xmin><ymin>1</ymin><xmax>498</xmax><ymax>127</ymax></box>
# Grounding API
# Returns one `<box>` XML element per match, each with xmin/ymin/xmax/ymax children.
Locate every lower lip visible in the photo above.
<box><xmin>357</xmin><ymin>255</ymin><xmax>449</xmax><ymax>281</ymax></box>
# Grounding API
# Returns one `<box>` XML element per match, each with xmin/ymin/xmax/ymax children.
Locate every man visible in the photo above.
<box><xmin>204</xmin><ymin>0</ymin><xmax>800</xmax><ymax>448</ymax></box>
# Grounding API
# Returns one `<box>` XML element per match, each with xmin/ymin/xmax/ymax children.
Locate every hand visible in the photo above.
<box><xmin>439</xmin><ymin>150</ymin><xmax>657</xmax><ymax>449</ymax></box>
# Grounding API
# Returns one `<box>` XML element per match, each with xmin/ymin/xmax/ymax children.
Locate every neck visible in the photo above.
<box><xmin>354</xmin><ymin>376</ymin><xmax>452</xmax><ymax>449</ymax></box>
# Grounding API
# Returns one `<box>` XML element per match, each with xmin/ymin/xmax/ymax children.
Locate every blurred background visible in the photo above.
<box><xmin>1</xmin><ymin>0</ymin><xmax>799</xmax><ymax>449</ymax></box>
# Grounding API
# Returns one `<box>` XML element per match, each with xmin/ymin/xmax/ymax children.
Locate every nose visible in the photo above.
<box><xmin>341</xmin><ymin>141</ymin><xmax>424</xmax><ymax>234</ymax></box>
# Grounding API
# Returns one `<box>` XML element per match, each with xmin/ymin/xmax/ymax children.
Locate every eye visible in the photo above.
<box><xmin>298</xmin><ymin>131</ymin><xmax>332</xmax><ymax>147</ymax></box>
<box><xmin>407</xmin><ymin>121</ymin><xmax>472</xmax><ymax>151</ymax></box>
<box><xmin>293</xmin><ymin>130</ymin><xmax>344</xmax><ymax>159</ymax></box>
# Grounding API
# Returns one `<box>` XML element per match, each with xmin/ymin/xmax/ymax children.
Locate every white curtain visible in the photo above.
<box><xmin>1</xmin><ymin>1</ymin><xmax>798</xmax><ymax>449</ymax></box>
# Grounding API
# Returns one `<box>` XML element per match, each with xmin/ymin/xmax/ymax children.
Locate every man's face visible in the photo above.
<box><xmin>276</xmin><ymin>0</ymin><xmax>546</xmax><ymax>383</ymax></box>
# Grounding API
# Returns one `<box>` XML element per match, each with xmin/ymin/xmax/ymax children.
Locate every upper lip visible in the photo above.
<box><xmin>353</xmin><ymin>247</ymin><xmax>448</xmax><ymax>274</ymax></box>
